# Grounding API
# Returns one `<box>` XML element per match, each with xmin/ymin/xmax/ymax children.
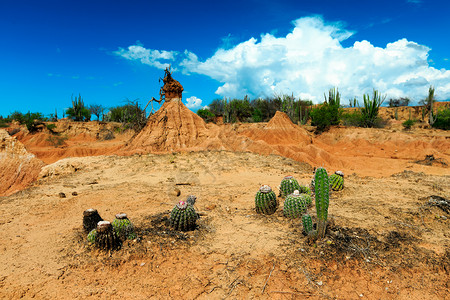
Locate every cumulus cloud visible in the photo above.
<box><xmin>116</xmin><ymin>16</ymin><xmax>450</xmax><ymax>103</ymax></box>
<box><xmin>185</xmin><ymin>96</ymin><xmax>203</xmax><ymax>110</ymax></box>
<box><xmin>114</xmin><ymin>45</ymin><xmax>177</xmax><ymax>69</ymax></box>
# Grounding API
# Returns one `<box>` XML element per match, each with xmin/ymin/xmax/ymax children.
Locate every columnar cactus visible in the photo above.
<box><xmin>186</xmin><ymin>195</ymin><xmax>197</xmax><ymax>206</ymax></box>
<box><xmin>112</xmin><ymin>213</ymin><xmax>136</xmax><ymax>240</ymax></box>
<box><xmin>314</xmin><ymin>167</ymin><xmax>330</xmax><ymax>238</ymax></box>
<box><xmin>94</xmin><ymin>221</ymin><xmax>121</xmax><ymax>250</ymax></box>
<box><xmin>329</xmin><ymin>171</ymin><xmax>344</xmax><ymax>191</ymax></box>
<box><xmin>83</xmin><ymin>208</ymin><xmax>103</xmax><ymax>233</ymax></box>
<box><xmin>280</xmin><ymin>176</ymin><xmax>301</xmax><ymax>197</ymax></box>
<box><xmin>302</xmin><ymin>167</ymin><xmax>330</xmax><ymax>240</ymax></box>
<box><xmin>255</xmin><ymin>185</ymin><xmax>278</xmax><ymax>215</ymax></box>
<box><xmin>169</xmin><ymin>201</ymin><xmax>197</xmax><ymax>231</ymax></box>
<box><xmin>302</xmin><ymin>214</ymin><xmax>314</xmax><ymax>236</ymax></box>
<box><xmin>283</xmin><ymin>190</ymin><xmax>309</xmax><ymax>218</ymax></box>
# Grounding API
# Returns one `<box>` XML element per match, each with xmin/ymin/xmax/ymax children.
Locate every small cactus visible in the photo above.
<box><xmin>302</xmin><ymin>214</ymin><xmax>314</xmax><ymax>236</ymax></box>
<box><xmin>255</xmin><ymin>185</ymin><xmax>278</xmax><ymax>215</ymax></box>
<box><xmin>280</xmin><ymin>175</ymin><xmax>301</xmax><ymax>197</ymax></box>
<box><xmin>299</xmin><ymin>185</ymin><xmax>312</xmax><ymax>196</ymax></box>
<box><xmin>112</xmin><ymin>213</ymin><xmax>136</xmax><ymax>240</ymax></box>
<box><xmin>283</xmin><ymin>190</ymin><xmax>309</xmax><ymax>218</ymax></box>
<box><xmin>186</xmin><ymin>195</ymin><xmax>197</xmax><ymax>206</ymax></box>
<box><xmin>83</xmin><ymin>208</ymin><xmax>103</xmax><ymax>233</ymax></box>
<box><xmin>87</xmin><ymin>228</ymin><xmax>97</xmax><ymax>243</ymax></box>
<box><xmin>329</xmin><ymin>171</ymin><xmax>344</xmax><ymax>191</ymax></box>
<box><xmin>170</xmin><ymin>201</ymin><xmax>197</xmax><ymax>231</ymax></box>
<box><xmin>94</xmin><ymin>221</ymin><xmax>121</xmax><ymax>250</ymax></box>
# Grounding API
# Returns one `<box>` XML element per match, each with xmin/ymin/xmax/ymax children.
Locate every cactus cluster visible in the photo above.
<box><xmin>169</xmin><ymin>200</ymin><xmax>198</xmax><ymax>231</ymax></box>
<box><xmin>255</xmin><ymin>185</ymin><xmax>278</xmax><ymax>215</ymax></box>
<box><xmin>303</xmin><ymin>167</ymin><xmax>330</xmax><ymax>240</ymax></box>
<box><xmin>329</xmin><ymin>171</ymin><xmax>344</xmax><ymax>191</ymax></box>
<box><xmin>283</xmin><ymin>190</ymin><xmax>310</xmax><ymax>218</ymax></box>
<box><xmin>84</xmin><ymin>209</ymin><xmax>137</xmax><ymax>250</ymax></box>
<box><xmin>280</xmin><ymin>176</ymin><xmax>301</xmax><ymax>197</ymax></box>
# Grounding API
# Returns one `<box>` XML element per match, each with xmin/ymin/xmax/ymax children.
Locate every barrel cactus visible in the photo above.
<box><xmin>112</xmin><ymin>213</ymin><xmax>136</xmax><ymax>240</ymax></box>
<box><xmin>169</xmin><ymin>201</ymin><xmax>197</xmax><ymax>231</ymax></box>
<box><xmin>280</xmin><ymin>175</ymin><xmax>301</xmax><ymax>197</ymax></box>
<box><xmin>255</xmin><ymin>185</ymin><xmax>278</xmax><ymax>215</ymax></box>
<box><xmin>186</xmin><ymin>195</ymin><xmax>197</xmax><ymax>206</ymax></box>
<box><xmin>94</xmin><ymin>221</ymin><xmax>121</xmax><ymax>250</ymax></box>
<box><xmin>283</xmin><ymin>190</ymin><xmax>309</xmax><ymax>218</ymax></box>
<box><xmin>299</xmin><ymin>185</ymin><xmax>312</xmax><ymax>196</ymax></box>
<box><xmin>87</xmin><ymin>228</ymin><xmax>97</xmax><ymax>244</ymax></box>
<box><xmin>83</xmin><ymin>208</ymin><xmax>103</xmax><ymax>233</ymax></box>
<box><xmin>329</xmin><ymin>171</ymin><xmax>344</xmax><ymax>191</ymax></box>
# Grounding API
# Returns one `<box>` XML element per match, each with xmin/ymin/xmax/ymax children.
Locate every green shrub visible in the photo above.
<box><xmin>197</xmin><ymin>108</ymin><xmax>215</xmax><ymax>122</ymax></box>
<box><xmin>66</xmin><ymin>94</ymin><xmax>91</xmax><ymax>121</ymax></box>
<box><xmin>46</xmin><ymin>124</ymin><xmax>57</xmax><ymax>131</ymax></box>
<box><xmin>310</xmin><ymin>88</ymin><xmax>342</xmax><ymax>132</ymax></box>
<box><xmin>402</xmin><ymin>119</ymin><xmax>416</xmax><ymax>130</ymax></box>
<box><xmin>341</xmin><ymin>111</ymin><xmax>363</xmax><ymax>126</ymax></box>
<box><xmin>432</xmin><ymin>108</ymin><xmax>450</xmax><ymax>130</ymax></box>
<box><xmin>108</xmin><ymin>100</ymin><xmax>147</xmax><ymax>131</ymax></box>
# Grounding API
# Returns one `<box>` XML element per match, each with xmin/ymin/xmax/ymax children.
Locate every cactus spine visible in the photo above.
<box><xmin>280</xmin><ymin>175</ymin><xmax>301</xmax><ymax>197</ymax></box>
<box><xmin>255</xmin><ymin>185</ymin><xmax>278</xmax><ymax>215</ymax></box>
<box><xmin>170</xmin><ymin>201</ymin><xmax>197</xmax><ymax>231</ymax></box>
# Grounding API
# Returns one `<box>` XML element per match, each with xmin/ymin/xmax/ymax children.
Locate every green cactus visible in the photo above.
<box><xmin>255</xmin><ymin>185</ymin><xmax>278</xmax><ymax>215</ymax></box>
<box><xmin>315</xmin><ymin>167</ymin><xmax>330</xmax><ymax>239</ymax></box>
<box><xmin>87</xmin><ymin>228</ymin><xmax>97</xmax><ymax>243</ymax></box>
<box><xmin>280</xmin><ymin>175</ymin><xmax>301</xmax><ymax>197</ymax></box>
<box><xmin>112</xmin><ymin>213</ymin><xmax>136</xmax><ymax>240</ymax></box>
<box><xmin>302</xmin><ymin>214</ymin><xmax>314</xmax><ymax>236</ymax></box>
<box><xmin>329</xmin><ymin>171</ymin><xmax>344</xmax><ymax>191</ymax></box>
<box><xmin>283</xmin><ymin>190</ymin><xmax>309</xmax><ymax>218</ymax></box>
<box><xmin>169</xmin><ymin>201</ymin><xmax>197</xmax><ymax>231</ymax></box>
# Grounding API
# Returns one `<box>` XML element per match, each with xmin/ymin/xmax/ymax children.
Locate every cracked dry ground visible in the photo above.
<box><xmin>0</xmin><ymin>151</ymin><xmax>448</xmax><ymax>299</ymax></box>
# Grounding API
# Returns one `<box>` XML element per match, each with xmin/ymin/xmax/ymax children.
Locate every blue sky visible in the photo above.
<box><xmin>1</xmin><ymin>0</ymin><xmax>449</xmax><ymax>117</ymax></box>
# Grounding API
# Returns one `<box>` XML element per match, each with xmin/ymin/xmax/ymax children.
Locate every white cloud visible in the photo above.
<box><xmin>114</xmin><ymin>45</ymin><xmax>178</xmax><ymax>69</ymax></box>
<box><xmin>117</xmin><ymin>16</ymin><xmax>450</xmax><ymax>103</ymax></box>
<box><xmin>185</xmin><ymin>96</ymin><xmax>203</xmax><ymax>110</ymax></box>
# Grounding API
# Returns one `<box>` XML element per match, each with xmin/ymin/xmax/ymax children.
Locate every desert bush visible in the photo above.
<box><xmin>360</xmin><ymin>90</ymin><xmax>385</xmax><ymax>128</ymax></box>
<box><xmin>197</xmin><ymin>108</ymin><xmax>215</xmax><ymax>122</ymax></box>
<box><xmin>46</xmin><ymin>135</ymin><xmax>68</xmax><ymax>147</ymax></box>
<box><xmin>89</xmin><ymin>104</ymin><xmax>105</xmax><ymax>121</ymax></box>
<box><xmin>341</xmin><ymin>110</ymin><xmax>363</xmax><ymax>126</ymax></box>
<box><xmin>66</xmin><ymin>94</ymin><xmax>91</xmax><ymax>121</ymax></box>
<box><xmin>46</xmin><ymin>124</ymin><xmax>57</xmax><ymax>132</ymax></box>
<box><xmin>402</xmin><ymin>119</ymin><xmax>416</xmax><ymax>130</ymax></box>
<box><xmin>388</xmin><ymin>97</ymin><xmax>410</xmax><ymax>107</ymax></box>
<box><xmin>0</xmin><ymin>116</ymin><xmax>8</xmax><ymax>128</ymax></box>
<box><xmin>310</xmin><ymin>88</ymin><xmax>342</xmax><ymax>132</ymax></box>
<box><xmin>432</xmin><ymin>108</ymin><xmax>450</xmax><ymax>130</ymax></box>
<box><xmin>108</xmin><ymin>100</ymin><xmax>147</xmax><ymax>131</ymax></box>
<box><xmin>8</xmin><ymin>111</ymin><xmax>46</xmax><ymax>133</ymax></box>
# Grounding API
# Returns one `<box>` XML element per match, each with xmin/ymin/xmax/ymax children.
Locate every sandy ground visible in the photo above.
<box><xmin>0</xmin><ymin>103</ymin><xmax>449</xmax><ymax>299</ymax></box>
<box><xmin>0</xmin><ymin>150</ymin><xmax>449</xmax><ymax>299</ymax></box>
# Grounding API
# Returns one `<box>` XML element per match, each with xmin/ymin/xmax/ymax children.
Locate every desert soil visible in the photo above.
<box><xmin>0</xmin><ymin>104</ymin><xmax>449</xmax><ymax>299</ymax></box>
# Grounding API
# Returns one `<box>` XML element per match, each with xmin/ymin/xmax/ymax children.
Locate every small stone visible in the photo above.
<box><xmin>72</xmin><ymin>192</ymin><xmax>78</xmax><ymax>196</ymax></box>
<box><xmin>58</xmin><ymin>192</ymin><xmax>66</xmax><ymax>198</ymax></box>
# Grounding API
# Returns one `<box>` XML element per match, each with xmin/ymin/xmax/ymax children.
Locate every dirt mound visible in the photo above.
<box><xmin>126</xmin><ymin>101</ymin><xmax>208</xmax><ymax>153</ymax></box>
<box><xmin>0</xmin><ymin>129</ymin><xmax>45</xmax><ymax>196</ymax></box>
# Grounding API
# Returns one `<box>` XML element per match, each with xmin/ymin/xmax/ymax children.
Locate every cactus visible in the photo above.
<box><xmin>299</xmin><ymin>185</ymin><xmax>312</xmax><ymax>196</ymax></box>
<box><xmin>87</xmin><ymin>228</ymin><xmax>97</xmax><ymax>243</ymax></box>
<box><xmin>280</xmin><ymin>175</ymin><xmax>301</xmax><ymax>197</ymax></box>
<box><xmin>186</xmin><ymin>195</ymin><xmax>197</xmax><ymax>206</ymax></box>
<box><xmin>255</xmin><ymin>185</ymin><xmax>278</xmax><ymax>215</ymax></box>
<box><xmin>302</xmin><ymin>214</ymin><xmax>314</xmax><ymax>236</ymax></box>
<box><xmin>283</xmin><ymin>190</ymin><xmax>309</xmax><ymax>218</ymax></box>
<box><xmin>112</xmin><ymin>213</ymin><xmax>136</xmax><ymax>240</ymax></box>
<box><xmin>83</xmin><ymin>208</ymin><xmax>103</xmax><ymax>233</ymax></box>
<box><xmin>169</xmin><ymin>201</ymin><xmax>197</xmax><ymax>231</ymax></box>
<box><xmin>94</xmin><ymin>221</ymin><xmax>121</xmax><ymax>250</ymax></box>
<box><xmin>329</xmin><ymin>171</ymin><xmax>344</xmax><ymax>191</ymax></box>
<box><xmin>315</xmin><ymin>167</ymin><xmax>330</xmax><ymax>239</ymax></box>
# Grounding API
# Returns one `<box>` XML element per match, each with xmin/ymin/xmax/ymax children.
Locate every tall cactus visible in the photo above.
<box><xmin>302</xmin><ymin>167</ymin><xmax>330</xmax><ymax>240</ymax></box>
<box><xmin>315</xmin><ymin>167</ymin><xmax>330</xmax><ymax>238</ymax></box>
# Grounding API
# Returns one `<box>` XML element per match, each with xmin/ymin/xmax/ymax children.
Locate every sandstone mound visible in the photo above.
<box><xmin>0</xmin><ymin>129</ymin><xmax>45</xmax><ymax>196</ymax></box>
<box><xmin>126</xmin><ymin>101</ymin><xmax>208</xmax><ymax>153</ymax></box>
